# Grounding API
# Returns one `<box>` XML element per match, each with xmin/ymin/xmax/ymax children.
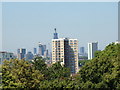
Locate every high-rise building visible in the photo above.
<box><xmin>26</xmin><ymin>51</ymin><xmax>34</xmax><ymax>60</ymax></box>
<box><xmin>88</xmin><ymin>42</ymin><xmax>98</xmax><ymax>60</ymax></box>
<box><xmin>38</xmin><ymin>42</ymin><xmax>43</xmax><ymax>56</ymax></box>
<box><xmin>53</xmin><ymin>28</ymin><xmax>58</xmax><ymax>39</ymax></box>
<box><xmin>52</xmin><ymin>38</ymin><xmax>78</xmax><ymax>74</ymax></box>
<box><xmin>42</xmin><ymin>45</ymin><xmax>46</xmax><ymax>55</ymax></box>
<box><xmin>44</xmin><ymin>49</ymin><xmax>48</xmax><ymax>58</ymax></box>
<box><xmin>0</xmin><ymin>52</ymin><xmax>15</xmax><ymax>64</ymax></box>
<box><xmin>33</xmin><ymin>48</ymin><xmax>37</xmax><ymax>55</ymax></box>
<box><xmin>17</xmin><ymin>48</ymin><xmax>26</xmax><ymax>60</ymax></box>
<box><xmin>80</xmin><ymin>47</ymin><xmax>85</xmax><ymax>54</ymax></box>
<box><xmin>38</xmin><ymin>42</ymin><xmax>47</xmax><ymax>56</ymax></box>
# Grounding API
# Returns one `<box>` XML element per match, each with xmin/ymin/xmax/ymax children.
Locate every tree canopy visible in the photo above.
<box><xmin>78</xmin><ymin>43</ymin><xmax>120</xmax><ymax>89</ymax></box>
<box><xmin>31</xmin><ymin>57</ymin><xmax>70</xmax><ymax>80</ymax></box>
<box><xmin>2</xmin><ymin>59</ymin><xmax>44</xmax><ymax>88</ymax></box>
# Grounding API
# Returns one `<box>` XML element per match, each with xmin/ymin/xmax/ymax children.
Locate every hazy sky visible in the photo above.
<box><xmin>2</xmin><ymin>2</ymin><xmax>118</xmax><ymax>54</ymax></box>
<box><xmin>0</xmin><ymin>2</ymin><xmax>2</xmax><ymax>51</ymax></box>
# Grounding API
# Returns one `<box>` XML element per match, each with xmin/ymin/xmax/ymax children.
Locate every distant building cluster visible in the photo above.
<box><xmin>17</xmin><ymin>48</ymin><xmax>26</xmax><ymax>60</ymax></box>
<box><xmin>16</xmin><ymin>43</ymin><xmax>49</xmax><ymax>61</ymax></box>
<box><xmin>0</xmin><ymin>28</ymin><xmax>119</xmax><ymax>74</ymax></box>
<box><xmin>0</xmin><ymin>51</ymin><xmax>16</xmax><ymax>64</ymax></box>
<box><xmin>38</xmin><ymin>42</ymin><xmax>48</xmax><ymax>58</ymax></box>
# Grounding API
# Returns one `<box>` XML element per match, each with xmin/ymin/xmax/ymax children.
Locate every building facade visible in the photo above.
<box><xmin>17</xmin><ymin>48</ymin><xmax>26</xmax><ymax>60</ymax></box>
<box><xmin>38</xmin><ymin>42</ymin><xmax>46</xmax><ymax>56</ymax></box>
<box><xmin>88</xmin><ymin>42</ymin><xmax>98</xmax><ymax>60</ymax></box>
<box><xmin>38</xmin><ymin>42</ymin><xmax>43</xmax><ymax>56</ymax></box>
<box><xmin>0</xmin><ymin>52</ymin><xmax>15</xmax><ymax>64</ymax></box>
<box><xmin>80</xmin><ymin>47</ymin><xmax>85</xmax><ymax>54</ymax></box>
<box><xmin>33</xmin><ymin>48</ymin><xmax>37</xmax><ymax>55</ymax></box>
<box><xmin>52</xmin><ymin>38</ymin><xmax>78</xmax><ymax>74</ymax></box>
<box><xmin>44</xmin><ymin>49</ymin><xmax>48</xmax><ymax>58</ymax></box>
<box><xmin>26</xmin><ymin>51</ymin><xmax>34</xmax><ymax>60</ymax></box>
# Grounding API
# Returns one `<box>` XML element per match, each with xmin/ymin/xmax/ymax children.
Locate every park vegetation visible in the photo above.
<box><xmin>1</xmin><ymin>43</ymin><xmax>120</xmax><ymax>89</ymax></box>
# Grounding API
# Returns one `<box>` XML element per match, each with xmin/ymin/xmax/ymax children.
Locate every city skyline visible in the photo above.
<box><xmin>1</xmin><ymin>2</ymin><xmax>118</xmax><ymax>53</ymax></box>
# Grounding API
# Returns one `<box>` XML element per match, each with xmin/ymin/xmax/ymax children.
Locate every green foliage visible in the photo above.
<box><xmin>94</xmin><ymin>50</ymin><xmax>101</xmax><ymax>57</ymax></box>
<box><xmin>47</xmin><ymin>62</ymin><xmax>70</xmax><ymax>80</ymax></box>
<box><xmin>31</xmin><ymin>57</ymin><xmax>70</xmax><ymax>80</ymax></box>
<box><xmin>31</xmin><ymin>57</ymin><xmax>47</xmax><ymax>71</ymax></box>
<box><xmin>31</xmin><ymin>57</ymin><xmax>48</xmax><ymax>79</ymax></box>
<box><xmin>2</xmin><ymin>59</ymin><xmax>44</xmax><ymax>88</ymax></box>
<box><xmin>78</xmin><ymin>60</ymin><xmax>90</xmax><ymax>66</ymax></box>
<box><xmin>78</xmin><ymin>43</ymin><xmax>120</xmax><ymax>89</ymax></box>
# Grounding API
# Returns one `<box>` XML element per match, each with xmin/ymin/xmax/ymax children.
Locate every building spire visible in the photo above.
<box><xmin>54</xmin><ymin>28</ymin><xmax>56</xmax><ymax>33</ymax></box>
<box><xmin>53</xmin><ymin>28</ymin><xmax>58</xmax><ymax>39</ymax></box>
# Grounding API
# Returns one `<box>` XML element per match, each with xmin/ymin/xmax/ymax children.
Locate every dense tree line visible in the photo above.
<box><xmin>2</xmin><ymin>43</ymin><xmax>120</xmax><ymax>89</ymax></box>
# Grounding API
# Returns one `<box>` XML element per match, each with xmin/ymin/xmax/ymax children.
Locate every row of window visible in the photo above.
<box><xmin>52</xmin><ymin>58</ymin><xmax>64</xmax><ymax>60</ymax></box>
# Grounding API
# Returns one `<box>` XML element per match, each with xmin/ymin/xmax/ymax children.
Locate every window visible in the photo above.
<box><xmin>74</xmin><ymin>40</ymin><xmax>77</xmax><ymax>42</ymax></box>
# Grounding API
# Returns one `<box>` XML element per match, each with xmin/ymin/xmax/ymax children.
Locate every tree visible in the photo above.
<box><xmin>78</xmin><ymin>43</ymin><xmax>120</xmax><ymax>89</ymax></box>
<box><xmin>31</xmin><ymin>57</ymin><xmax>71</xmax><ymax>80</ymax></box>
<box><xmin>31</xmin><ymin>57</ymin><xmax>47</xmax><ymax>72</ymax></box>
<box><xmin>47</xmin><ymin>62</ymin><xmax>70</xmax><ymax>80</ymax></box>
<box><xmin>2</xmin><ymin>59</ymin><xmax>44</xmax><ymax>88</ymax></box>
<box><xmin>78</xmin><ymin>60</ymin><xmax>90</xmax><ymax>67</ymax></box>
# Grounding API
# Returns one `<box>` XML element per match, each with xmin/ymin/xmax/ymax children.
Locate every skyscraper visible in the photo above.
<box><xmin>52</xmin><ymin>38</ymin><xmax>78</xmax><ymax>74</ymax></box>
<box><xmin>80</xmin><ymin>47</ymin><xmax>85</xmax><ymax>54</ymax></box>
<box><xmin>38</xmin><ymin>42</ymin><xmax>47</xmax><ymax>56</ymax></box>
<box><xmin>26</xmin><ymin>51</ymin><xmax>34</xmax><ymax>60</ymax></box>
<box><xmin>42</xmin><ymin>45</ymin><xmax>46</xmax><ymax>55</ymax></box>
<box><xmin>38</xmin><ymin>42</ymin><xmax>43</xmax><ymax>56</ymax></box>
<box><xmin>33</xmin><ymin>48</ymin><xmax>37</xmax><ymax>55</ymax></box>
<box><xmin>53</xmin><ymin>28</ymin><xmax>58</xmax><ymax>39</ymax></box>
<box><xmin>88</xmin><ymin>42</ymin><xmax>98</xmax><ymax>60</ymax></box>
<box><xmin>17</xmin><ymin>48</ymin><xmax>26</xmax><ymax>60</ymax></box>
<box><xmin>44</xmin><ymin>49</ymin><xmax>48</xmax><ymax>58</ymax></box>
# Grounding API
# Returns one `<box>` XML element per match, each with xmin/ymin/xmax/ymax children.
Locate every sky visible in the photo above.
<box><xmin>1</xmin><ymin>2</ymin><xmax>118</xmax><ymax>54</ymax></box>
<box><xmin>0</xmin><ymin>2</ymin><xmax>2</xmax><ymax>51</ymax></box>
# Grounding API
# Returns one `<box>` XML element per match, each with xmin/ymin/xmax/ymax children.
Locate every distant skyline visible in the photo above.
<box><xmin>1</xmin><ymin>2</ymin><xmax>118</xmax><ymax>54</ymax></box>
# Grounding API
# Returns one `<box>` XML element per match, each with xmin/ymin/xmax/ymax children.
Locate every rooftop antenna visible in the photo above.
<box><xmin>54</xmin><ymin>28</ymin><xmax>56</xmax><ymax>33</ymax></box>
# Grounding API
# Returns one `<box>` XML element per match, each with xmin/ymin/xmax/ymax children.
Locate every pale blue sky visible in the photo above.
<box><xmin>2</xmin><ymin>2</ymin><xmax>118</xmax><ymax>53</ymax></box>
<box><xmin>0</xmin><ymin>2</ymin><xmax>2</xmax><ymax>51</ymax></box>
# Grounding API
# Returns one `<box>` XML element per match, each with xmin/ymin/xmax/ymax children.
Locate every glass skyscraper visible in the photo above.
<box><xmin>17</xmin><ymin>48</ymin><xmax>26</xmax><ymax>60</ymax></box>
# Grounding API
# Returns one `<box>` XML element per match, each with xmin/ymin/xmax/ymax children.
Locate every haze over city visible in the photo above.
<box><xmin>1</xmin><ymin>2</ymin><xmax>118</xmax><ymax>53</ymax></box>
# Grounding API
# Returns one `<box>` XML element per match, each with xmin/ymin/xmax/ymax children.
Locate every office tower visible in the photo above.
<box><xmin>0</xmin><ymin>52</ymin><xmax>15</xmax><ymax>64</ymax></box>
<box><xmin>33</xmin><ymin>48</ymin><xmax>37</xmax><ymax>55</ymax></box>
<box><xmin>80</xmin><ymin>47</ymin><xmax>85</xmax><ymax>54</ymax></box>
<box><xmin>38</xmin><ymin>42</ymin><xmax>47</xmax><ymax>56</ymax></box>
<box><xmin>42</xmin><ymin>45</ymin><xmax>46</xmax><ymax>55</ymax></box>
<box><xmin>53</xmin><ymin>28</ymin><xmax>58</xmax><ymax>39</ymax></box>
<box><xmin>52</xmin><ymin>38</ymin><xmax>78</xmax><ymax>74</ymax></box>
<box><xmin>49</xmin><ymin>52</ymin><xmax>52</xmax><ymax>63</ymax></box>
<box><xmin>17</xmin><ymin>48</ymin><xmax>26</xmax><ymax>60</ymax></box>
<box><xmin>88</xmin><ymin>42</ymin><xmax>98</xmax><ymax>60</ymax></box>
<box><xmin>44</xmin><ymin>49</ymin><xmax>48</xmax><ymax>58</ymax></box>
<box><xmin>38</xmin><ymin>42</ymin><xmax>43</xmax><ymax>56</ymax></box>
<box><xmin>26</xmin><ymin>51</ymin><xmax>34</xmax><ymax>60</ymax></box>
